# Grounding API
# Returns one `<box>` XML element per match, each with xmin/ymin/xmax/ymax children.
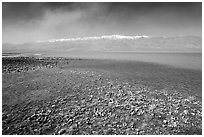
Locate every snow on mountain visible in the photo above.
<box><xmin>37</xmin><ymin>35</ymin><xmax>150</xmax><ymax>43</ymax></box>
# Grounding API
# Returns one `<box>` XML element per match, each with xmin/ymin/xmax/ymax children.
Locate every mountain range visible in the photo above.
<box><xmin>2</xmin><ymin>35</ymin><xmax>202</xmax><ymax>53</ymax></box>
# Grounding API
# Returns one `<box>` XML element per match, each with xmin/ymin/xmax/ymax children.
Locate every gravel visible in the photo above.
<box><xmin>2</xmin><ymin>57</ymin><xmax>202</xmax><ymax>135</ymax></box>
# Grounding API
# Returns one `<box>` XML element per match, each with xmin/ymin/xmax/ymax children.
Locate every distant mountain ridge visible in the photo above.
<box><xmin>3</xmin><ymin>35</ymin><xmax>202</xmax><ymax>53</ymax></box>
<box><xmin>37</xmin><ymin>35</ymin><xmax>150</xmax><ymax>43</ymax></box>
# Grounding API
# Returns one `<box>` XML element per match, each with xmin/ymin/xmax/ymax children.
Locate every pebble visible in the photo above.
<box><xmin>58</xmin><ymin>128</ymin><xmax>66</xmax><ymax>135</ymax></box>
<box><xmin>2</xmin><ymin>57</ymin><xmax>202</xmax><ymax>135</ymax></box>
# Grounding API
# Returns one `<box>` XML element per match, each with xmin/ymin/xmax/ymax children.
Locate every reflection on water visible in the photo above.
<box><xmin>46</xmin><ymin>52</ymin><xmax>202</xmax><ymax>70</ymax></box>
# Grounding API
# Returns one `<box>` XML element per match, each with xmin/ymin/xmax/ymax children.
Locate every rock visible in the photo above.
<box><xmin>183</xmin><ymin>110</ymin><xmax>188</xmax><ymax>115</ymax></box>
<box><xmin>163</xmin><ymin>120</ymin><xmax>168</xmax><ymax>124</ymax></box>
<box><xmin>58</xmin><ymin>128</ymin><xmax>66</xmax><ymax>135</ymax></box>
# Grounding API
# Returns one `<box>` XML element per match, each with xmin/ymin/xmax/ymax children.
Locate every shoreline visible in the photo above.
<box><xmin>2</xmin><ymin>56</ymin><xmax>202</xmax><ymax>135</ymax></box>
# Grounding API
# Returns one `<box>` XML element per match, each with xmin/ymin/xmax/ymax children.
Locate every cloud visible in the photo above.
<box><xmin>2</xmin><ymin>2</ymin><xmax>202</xmax><ymax>44</ymax></box>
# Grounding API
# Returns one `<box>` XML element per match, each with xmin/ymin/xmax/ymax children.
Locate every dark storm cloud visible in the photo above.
<box><xmin>2</xmin><ymin>2</ymin><xmax>202</xmax><ymax>44</ymax></box>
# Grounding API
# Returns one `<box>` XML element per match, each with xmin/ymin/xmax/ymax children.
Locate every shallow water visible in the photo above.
<box><xmin>47</xmin><ymin>52</ymin><xmax>202</xmax><ymax>71</ymax></box>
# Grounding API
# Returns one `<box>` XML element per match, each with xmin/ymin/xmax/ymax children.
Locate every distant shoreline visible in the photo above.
<box><xmin>100</xmin><ymin>51</ymin><xmax>202</xmax><ymax>54</ymax></box>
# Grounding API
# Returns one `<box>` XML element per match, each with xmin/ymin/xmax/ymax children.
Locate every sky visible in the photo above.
<box><xmin>2</xmin><ymin>2</ymin><xmax>202</xmax><ymax>44</ymax></box>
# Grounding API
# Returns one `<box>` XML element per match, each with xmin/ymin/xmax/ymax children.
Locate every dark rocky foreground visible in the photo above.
<box><xmin>2</xmin><ymin>57</ymin><xmax>202</xmax><ymax>135</ymax></box>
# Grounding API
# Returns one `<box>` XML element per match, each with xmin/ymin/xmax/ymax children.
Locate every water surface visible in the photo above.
<box><xmin>46</xmin><ymin>52</ymin><xmax>202</xmax><ymax>71</ymax></box>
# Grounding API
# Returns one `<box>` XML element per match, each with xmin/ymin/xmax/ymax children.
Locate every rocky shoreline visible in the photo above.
<box><xmin>2</xmin><ymin>57</ymin><xmax>202</xmax><ymax>135</ymax></box>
